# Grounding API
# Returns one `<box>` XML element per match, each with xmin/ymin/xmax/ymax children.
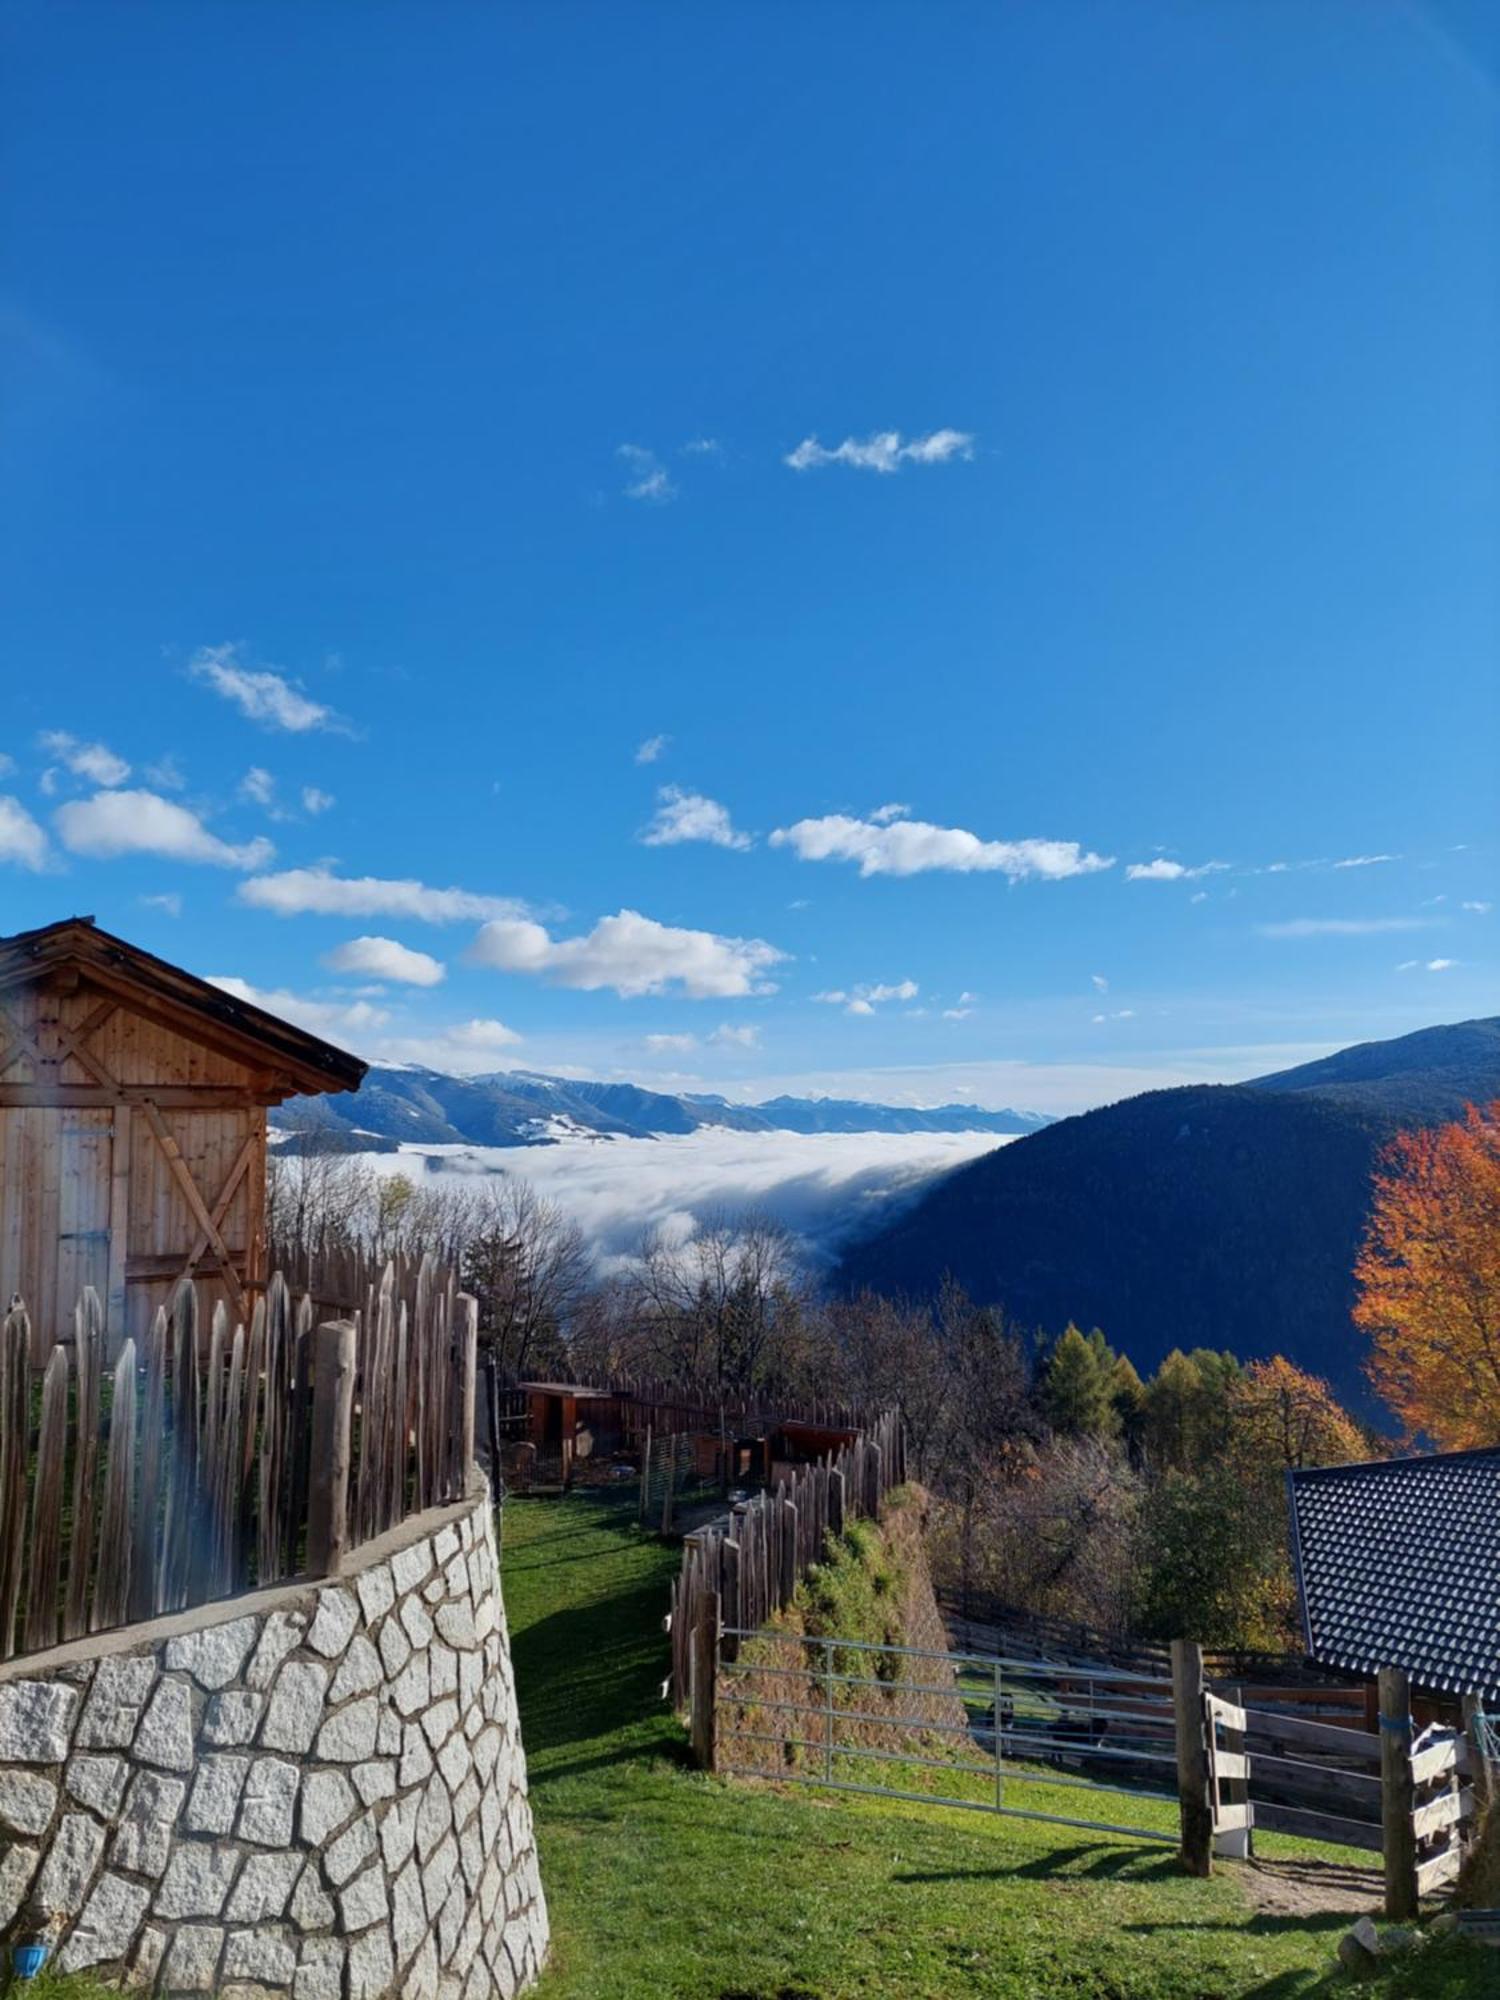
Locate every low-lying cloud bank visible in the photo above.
<box><xmin>357</xmin><ymin>1128</ymin><xmax>1012</xmax><ymax>1268</ymax></box>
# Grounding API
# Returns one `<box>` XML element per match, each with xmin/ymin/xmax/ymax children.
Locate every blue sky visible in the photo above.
<box><xmin>2</xmin><ymin>1</ymin><xmax>1495</xmax><ymax>1114</ymax></box>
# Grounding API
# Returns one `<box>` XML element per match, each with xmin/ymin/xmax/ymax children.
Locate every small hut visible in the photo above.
<box><xmin>0</xmin><ymin>916</ymin><xmax>366</xmax><ymax>1359</ymax></box>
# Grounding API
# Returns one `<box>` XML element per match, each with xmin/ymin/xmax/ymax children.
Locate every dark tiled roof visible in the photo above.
<box><xmin>1288</xmin><ymin>1448</ymin><xmax>1500</xmax><ymax>1697</ymax></box>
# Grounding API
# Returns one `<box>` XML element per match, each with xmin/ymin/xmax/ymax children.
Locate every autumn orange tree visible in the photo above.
<box><xmin>1354</xmin><ymin>1100</ymin><xmax>1500</xmax><ymax>1447</ymax></box>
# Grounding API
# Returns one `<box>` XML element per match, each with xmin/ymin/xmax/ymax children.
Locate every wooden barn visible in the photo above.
<box><xmin>0</xmin><ymin>916</ymin><xmax>367</xmax><ymax>1360</ymax></box>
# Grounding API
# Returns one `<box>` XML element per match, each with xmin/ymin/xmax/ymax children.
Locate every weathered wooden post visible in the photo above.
<box><xmin>1171</xmin><ymin>1639</ymin><xmax>1213</xmax><ymax>1876</ymax></box>
<box><xmin>689</xmin><ymin>1587</ymin><xmax>720</xmax><ymax>1771</ymax></box>
<box><xmin>1463</xmin><ymin>1693</ymin><xmax>1493</xmax><ymax>1822</ymax></box>
<box><xmin>457</xmin><ymin>1292</ymin><xmax>478</xmax><ymax>1478</ymax></box>
<box><xmin>828</xmin><ymin>1465</ymin><xmax>846</xmax><ymax>1538</ymax></box>
<box><xmin>307</xmin><ymin>1319</ymin><xmax>357</xmax><ymax>1577</ymax></box>
<box><xmin>1380</xmin><ymin>1667</ymin><xmax>1418</xmax><ymax>1920</ymax></box>
<box><xmin>638</xmin><ymin>1425</ymin><xmax>653</xmax><ymax>1523</ymax></box>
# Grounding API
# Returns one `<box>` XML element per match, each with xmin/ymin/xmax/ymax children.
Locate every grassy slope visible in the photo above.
<box><xmin>502</xmin><ymin>1492</ymin><xmax>1495</xmax><ymax>2000</ymax></box>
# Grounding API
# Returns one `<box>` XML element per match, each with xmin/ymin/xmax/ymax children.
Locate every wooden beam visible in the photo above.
<box><xmin>1172</xmin><ymin>1639</ymin><xmax>1213</xmax><ymax>1877</ymax></box>
<box><xmin>138</xmin><ymin>1100</ymin><xmax>249</xmax><ymax>1321</ymax></box>
<box><xmin>1380</xmin><ymin>1667</ymin><xmax>1418</xmax><ymax>1920</ymax></box>
<box><xmin>0</xmin><ymin>1085</ymin><xmax>273</xmax><ymax>1109</ymax></box>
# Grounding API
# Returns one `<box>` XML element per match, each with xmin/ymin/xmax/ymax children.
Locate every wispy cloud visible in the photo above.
<box><xmin>619</xmin><ymin>444</ymin><xmax>675</xmax><ymax>503</ymax></box>
<box><xmin>1333</xmin><ymin>853</ymin><xmax>1400</xmax><ymax>869</ymax></box>
<box><xmin>55</xmin><ymin>789</ymin><xmax>273</xmax><ymax>869</ymax></box>
<box><xmin>0</xmin><ymin>797</ymin><xmax>50</xmax><ymax>870</ymax></box>
<box><xmin>373</xmin><ymin>1018</ymin><xmax>523</xmax><ymax>1069</ymax></box>
<box><xmin>189</xmin><ymin>642</ymin><xmax>347</xmax><ymax>733</ymax></box>
<box><xmin>942</xmin><ymin>992</ymin><xmax>978</xmax><ymax>1021</ymax></box>
<box><xmin>785</xmin><ymin>428</ymin><xmax>975</xmax><ymax>474</ymax></box>
<box><xmin>645</xmin><ymin>1032</ymin><xmax>698</xmax><ymax>1053</ymax></box>
<box><xmin>301</xmin><ymin>787</ymin><xmax>335</xmax><ymax>815</ymax></box>
<box><xmin>634</xmin><ymin>734</ymin><xmax>670</xmax><ymax>765</ymax></box>
<box><xmin>1091</xmin><ymin>974</ymin><xmax>1109</xmax><ymax>993</ymax></box>
<box><xmin>38</xmin><ymin>731</ymin><xmax>130</xmax><ymax>786</ymax></box>
<box><xmin>1398</xmin><ymin>957</ymin><xmax>1458</xmax><ymax>973</ymax></box>
<box><xmin>682</xmin><ymin>437</ymin><xmax>722</xmax><ymax>458</ymax></box>
<box><xmin>639</xmin><ymin>786</ymin><xmax>752</xmax><ymax>852</ymax></box>
<box><xmin>140</xmin><ymin>892</ymin><xmax>183</xmax><ymax>918</ymax></box>
<box><xmin>208</xmin><ymin>976</ymin><xmax>389</xmax><ymax>1045</ymax></box>
<box><xmin>470</xmin><ymin>909</ymin><xmax>785</xmax><ymax>999</ymax></box>
<box><xmin>1124</xmin><ymin>858</ymin><xmax>1229</xmax><ymax>882</ymax></box>
<box><xmin>323</xmin><ymin>936</ymin><xmax>446</xmax><ymax>987</ymax></box>
<box><xmin>814</xmin><ymin>979</ymin><xmax>919</xmax><ymax>1018</ymax></box>
<box><xmin>1259</xmin><ymin>917</ymin><xmax>1432</xmax><ymax>939</ymax></box>
<box><xmin>239</xmin><ymin>766</ymin><xmax>277</xmax><ymax>809</ymax></box>
<box><xmin>772</xmin><ymin>809</ymin><xmax>1112</xmax><ymax>881</ymax></box>
<box><xmin>1463</xmin><ymin>900</ymin><xmax>1492</xmax><ymax>915</ymax></box>
<box><xmin>239</xmin><ymin>867</ymin><xmax>527</xmax><ymax>924</ymax></box>
<box><xmin>711</xmin><ymin>1023</ymin><xmax>761</xmax><ymax>1049</ymax></box>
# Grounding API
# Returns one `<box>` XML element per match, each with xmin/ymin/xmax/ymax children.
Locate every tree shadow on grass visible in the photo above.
<box><xmin>895</xmin><ymin>1840</ymin><xmax>1183</xmax><ymax>1885</ymax></box>
<box><xmin>510</xmin><ymin>1575</ymin><xmax>677</xmax><ymax>1757</ymax></box>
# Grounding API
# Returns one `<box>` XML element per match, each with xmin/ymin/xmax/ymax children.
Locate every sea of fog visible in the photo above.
<box><xmin>354</xmin><ymin>1128</ymin><xmax>1013</xmax><ymax>1269</ymax></box>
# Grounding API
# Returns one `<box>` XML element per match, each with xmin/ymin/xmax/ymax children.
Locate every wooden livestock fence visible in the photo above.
<box><xmin>669</xmin><ymin>1409</ymin><xmax>903</xmax><ymax>1713</ymax></box>
<box><xmin>0</xmin><ymin>1255</ymin><xmax>477</xmax><ymax>1661</ymax></box>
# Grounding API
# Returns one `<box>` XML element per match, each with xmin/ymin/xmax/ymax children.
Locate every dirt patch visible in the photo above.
<box><xmin>1234</xmin><ymin>1855</ymin><xmax>1382</xmax><ymax>1919</ymax></box>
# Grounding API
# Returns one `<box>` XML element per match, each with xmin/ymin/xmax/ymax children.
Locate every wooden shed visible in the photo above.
<box><xmin>0</xmin><ymin>916</ymin><xmax>367</xmax><ymax>1359</ymax></box>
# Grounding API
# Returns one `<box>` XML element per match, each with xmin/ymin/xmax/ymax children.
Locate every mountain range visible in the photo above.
<box><xmin>838</xmin><ymin>1016</ymin><xmax>1500</xmax><ymax>1411</ymax></box>
<box><xmin>270</xmin><ymin>1066</ymin><xmax>1049</xmax><ymax>1150</ymax></box>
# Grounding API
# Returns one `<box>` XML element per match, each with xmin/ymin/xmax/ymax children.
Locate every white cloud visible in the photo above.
<box><xmin>772</xmin><ymin>810</ymin><xmax>1112</xmax><ymax>881</ymax></box>
<box><xmin>869</xmin><ymin>802</ymin><xmax>910</xmax><ymax>824</ymax></box>
<box><xmin>1124</xmin><ymin>858</ymin><xmax>1229</xmax><ymax>882</ymax></box>
<box><xmin>302</xmin><ymin>787</ymin><xmax>335</xmax><ymax>815</ymax></box>
<box><xmin>1398</xmin><ymin>957</ymin><xmax>1458</xmax><ymax>972</ymax></box>
<box><xmin>682</xmin><ymin>437</ymin><xmax>722</xmax><ymax>458</ymax></box>
<box><xmin>785</xmin><ymin>428</ymin><xmax>975</xmax><ymax>474</ymax></box>
<box><xmin>189</xmin><ymin>642</ymin><xmax>346</xmax><ymax>733</ymax></box>
<box><xmin>470</xmin><ymin>909</ymin><xmax>786</xmax><ymax>999</ymax></box>
<box><xmin>0</xmin><ymin>755</ymin><xmax>14</xmax><ymax>778</ymax></box>
<box><xmin>38</xmin><ymin>731</ymin><xmax>131</xmax><ymax>786</ymax></box>
<box><xmin>323</xmin><ymin>936</ymin><xmax>446</xmax><ymax>987</ymax></box>
<box><xmin>55</xmin><ymin>790</ymin><xmax>273</xmax><ymax>869</ymax></box>
<box><xmin>140</xmin><ymin>892</ymin><xmax>183</xmax><ymax>917</ymax></box>
<box><xmin>1260</xmin><ymin>917</ymin><xmax>1432</xmax><ymax>938</ymax></box>
<box><xmin>1091</xmin><ymin>973</ymin><xmax>1109</xmax><ymax>993</ymax></box>
<box><xmin>645</xmin><ymin>1032</ymin><xmax>698</xmax><ymax>1053</ymax></box>
<box><xmin>814</xmin><ymin>979</ymin><xmax>919</xmax><ymax>1018</ymax></box>
<box><xmin>0</xmin><ymin>796</ymin><xmax>49</xmax><ymax>870</ymax></box>
<box><xmin>635</xmin><ymin>734</ymin><xmax>670</xmax><ymax>765</ymax></box>
<box><xmin>239</xmin><ymin>766</ymin><xmax>277</xmax><ymax>808</ymax></box>
<box><xmin>208</xmin><ymin>976</ymin><xmax>390</xmax><ymax>1045</ymax></box>
<box><xmin>374</xmin><ymin>1018</ymin><xmax>523</xmax><ymax>1070</ymax></box>
<box><xmin>941</xmin><ymin>989</ymin><xmax>978</xmax><ymax>1020</ymax></box>
<box><xmin>1334</xmin><ymin>853</ymin><xmax>1399</xmax><ymax>869</ymax></box>
<box><xmin>710</xmin><ymin>1023</ymin><xmax>761</xmax><ymax>1049</ymax></box>
<box><xmin>639</xmin><ymin>786</ymin><xmax>752</xmax><ymax>851</ymax></box>
<box><xmin>1463</xmin><ymin>900</ymin><xmax>1492</xmax><ymax>915</ymax></box>
<box><xmin>239</xmin><ymin>867</ymin><xmax>526</xmax><ymax>924</ymax></box>
<box><xmin>1091</xmin><ymin>1008</ymin><xmax>1138</xmax><ymax>1023</ymax></box>
<box><xmin>619</xmin><ymin>444</ymin><xmax>675</xmax><ymax>503</ymax></box>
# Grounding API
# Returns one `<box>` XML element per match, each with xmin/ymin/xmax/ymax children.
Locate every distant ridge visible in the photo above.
<box><xmin>838</xmin><ymin>1016</ymin><xmax>1500</xmax><ymax>1410</ymax></box>
<box><xmin>272</xmin><ymin>1065</ymin><xmax>1048</xmax><ymax>1151</ymax></box>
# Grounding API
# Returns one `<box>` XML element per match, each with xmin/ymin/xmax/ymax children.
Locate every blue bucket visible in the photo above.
<box><xmin>12</xmin><ymin>1942</ymin><xmax>49</xmax><ymax>1980</ymax></box>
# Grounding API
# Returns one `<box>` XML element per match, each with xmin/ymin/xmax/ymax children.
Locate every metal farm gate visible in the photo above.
<box><xmin>714</xmin><ymin>1626</ymin><xmax>1187</xmax><ymax>1845</ymax></box>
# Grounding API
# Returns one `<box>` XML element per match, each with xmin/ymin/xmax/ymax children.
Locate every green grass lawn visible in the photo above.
<box><xmin>502</xmin><ymin>1491</ymin><xmax>1498</xmax><ymax>2000</ymax></box>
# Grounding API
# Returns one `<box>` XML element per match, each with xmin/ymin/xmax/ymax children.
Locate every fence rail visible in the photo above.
<box><xmin>670</xmin><ymin>1409</ymin><xmax>903</xmax><ymax>1711</ymax></box>
<box><xmin>0</xmin><ymin>1256</ymin><xmax>476</xmax><ymax>1661</ymax></box>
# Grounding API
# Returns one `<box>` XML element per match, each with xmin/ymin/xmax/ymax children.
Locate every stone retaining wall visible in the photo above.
<box><xmin>0</xmin><ymin>1484</ymin><xmax>547</xmax><ymax>1998</ymax></box>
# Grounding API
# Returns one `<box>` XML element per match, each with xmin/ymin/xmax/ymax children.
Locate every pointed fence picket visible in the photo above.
<box><xmin>0</xmin><ymin>1253</ymin><xmax>478</xmax><ymax>1662</ymax></box>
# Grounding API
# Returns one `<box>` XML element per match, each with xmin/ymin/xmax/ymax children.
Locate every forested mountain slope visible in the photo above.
<box><xmin>838</xmin><ymin>1018</ymin><xmax>1500</xmax><ymax>1406</ymax></box>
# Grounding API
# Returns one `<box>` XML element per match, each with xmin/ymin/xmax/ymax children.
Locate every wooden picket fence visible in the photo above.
<box><xmin>0</xmin><ymin>1256</ymin><xmax>477</xmax><ymax>1662</ymax></box>
<box><xmin>668</xmin><ymin>1409</ymin><xmax>904</xmax><ymax>1715</ymax></box>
